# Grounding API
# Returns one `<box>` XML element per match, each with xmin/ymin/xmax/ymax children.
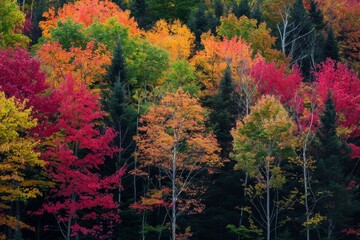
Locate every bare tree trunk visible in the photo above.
<box><xmin>171</xmin><ymin>142</ymin><xmax>177</xmax><ymax>240</ymax></box>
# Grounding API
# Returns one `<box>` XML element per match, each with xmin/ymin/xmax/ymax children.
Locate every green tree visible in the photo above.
<box><xmin>324</xmin><ymin>28</ymin><xmax>340</xmax><ymax>61</ymax></box>
<box><xmin>209</xmin><ymin>66</ymin><xmax>236</xmax><ymax>158</ymax></box>
<box><xmin>232</xmin><ymin>0</ymin><xmax>250</xmax><ymax>18</ymax></box>
<box><xmin>0</xmin><ymin>0</ymin><xmax>30</xmax><ymax>48</ymax></box>
<box><xmin>311</xmin><ymin>92</ymin><xmax>357</xmax><ymax>239</ymax></box>
<box><xmin>187</xmin><ymin>3</ymin><xmax>216</xmax><ymax>48</ymax></box>
<box><xmin>231</xmin><ymin>95</ymin><xmax>296</xmax><ymax>240</ymax></box>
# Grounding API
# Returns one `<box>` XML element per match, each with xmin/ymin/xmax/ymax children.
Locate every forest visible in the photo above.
<box><xmin>0</xmin><ymin>0</ymin><xmax>360</xmax><ymax>239</ymax></box>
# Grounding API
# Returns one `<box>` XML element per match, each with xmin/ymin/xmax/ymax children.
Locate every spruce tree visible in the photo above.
<box><xmin>308</xmin><ymin>0</ymin><xmax>325</xmax><ymax>30</ymax></box>
<box><xmin>188</xmin><ymin>3</ymin><xmax>216</xmax><ymax>48</ymax></box>
<box><xmin>232</xmin><ymin>0</ymin><xmax>250</xmax><ymax>18</ymax></box>
<box><xmin>324</xmin><ymin>27</ymin><xmax>340</xmax><ymax>61</ymax></box>
<box><xmin>130</xmin><ymin>0</ymin><xmax>150</xmax><ymax>29</ymax></box>
<box><xmin>209</xmin><ymin>66</ymin><xmax>236</xmax><ymax>158</ymax></box>
<box><xmin>289</xmin><ymin>0</ymin><xmax>314</xmax><ymax>79</ymax></box>
<box><xmin>312</xmin><ymin>92</ymin><xmax>356</xmax><ymax>239</ymax></box>
<box><xmin>214</xmin><ymin>0</ymin><xmax>224</xmax><ymax>19</ymax></box>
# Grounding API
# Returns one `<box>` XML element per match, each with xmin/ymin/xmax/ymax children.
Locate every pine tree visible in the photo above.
<box><xmin>289</xmin><ymin>0</ymin><xmax>314</xmax><ymax>79</ymax></box>
<box><xmin>232</xmin><ymin>0</ymin><xmax>250</xmax><ymax>18</ymax></box>
<box><xmin>214</xmin><ymin>0</ymin><xmax>224</xmax><ymax>19</ymax></box>
<box><xmin>188</xmin><ymin>3</ymin><xmax>216</xmax><ymax>48</ymax></box>
<box><xmin>308</xmin><ymin>0</ymin><xmax>325</xmax><ymax>30</ymax></box>
<box><xmin>324</xmin><ymin>27</ymin><xmax>340</xmax><ymax>61</ymax></box>
<box><xmin>209</xmin><ymin>66</ymin><xmax>236</xmax><ymax>158</ymax></box>
<box><xmin>130</xmin><ymin>0</ymin><xmax>150</xmax><ymax>29</ymax></box>
<box><xmin>312</xmin><ymin>92</ymin><xmax>356</xmax><ymax>239</ymax></box>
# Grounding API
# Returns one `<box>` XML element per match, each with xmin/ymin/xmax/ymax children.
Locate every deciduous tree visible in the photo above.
<box><xmin>134</xmin><ymin>88</ymin><xmax>221</xmax><ymax>239</ymax></box>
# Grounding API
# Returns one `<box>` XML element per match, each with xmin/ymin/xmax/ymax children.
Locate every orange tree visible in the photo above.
<box><xmin>133</xmin><ymin>88</ymin><xmax>221</xmax><ymax>239</ymax></box>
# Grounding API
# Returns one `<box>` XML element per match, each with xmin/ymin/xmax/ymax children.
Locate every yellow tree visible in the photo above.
<box><xmin>231</xmin><ymin>95</ymin><xmax>297</xmax><ymax>240</ymax></box>
<box><xmin>144</xmin><ymin>19</ymin><xmax>195</xmax><ymax>61</ymax></box>
<box><xmin>0</xmin><ymin>92</ymin><xmax>46</xmax><ymax>239</ymax></box>
<box><xmin>0</xmin><ymin>0</ymin><xmax>30</xmax><ymax>48</ymax></box>
<box><xmin>134</xmin><ymin>88</ymin><xmax>221</xmax><ymax>239</ymax></box>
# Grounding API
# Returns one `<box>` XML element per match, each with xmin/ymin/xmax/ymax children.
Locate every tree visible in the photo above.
<box><xmin>38</xmin><ymin>78</ymin><xmax>125</xmax><ymax>240</ymax></box>
<box><xmin>231</xmin><ymin>95</ymin><xmax>297</xmax><ymax>240</ymax></box>
<box><xmin>0</xmin><ymin>48</ymin><xmax>58</xmax><ymax>138</ymax></box>
<box><xmin>39</xmin><ymin>0</ymin><xmax>140</xmax><ymax>38</ymax></box>
<box><xmin>134</xmin><ymin>88</ymin><xmax>221</xmax><ymax>240</ymax></box>
<box><xmin>187</xmin><ymin>3</ymin><xmax>216</xmax><ymax>48</ymax></box>
<box><xmin>324</xmin><ymin>27</ymin><xmax>339</xmax><ymax>61</ymax></box>
<box><xmin>209</xmin><ymin>66</ymin><xmax>236</xmax><ymax>158</ymax></box>
<box><xmin>130</xmin><ymin>0</ymin><xmax>150</xmax><ymax>29</ymax></box>
<box><xmin>36</xmin><ymin>40</ymin><xmax>111</xmax><ymax>88</ymax></box>
<box><xmin>144</xmin><ymin>19</ymin><xmax>195</xmax><ymax>61</ymax></box>
<box><xmin>311</xmin><ymin>92</ymin><xmax>357</xmax><ymax>239</ymax></box>
<box><xmin>315</xmin><ymin>59</ymin><xmax>360</xmax><ymax>139</ymax></box>
<box><xmin>0</xmin><ymin>0</ymin><xmax>30</xmax><ymax>48</ymax></box>
<box><xmin>250</xmin><ymin>61</ymin><xmax>302</xmax><ymax>106</ymax></box>
<box><xmin>191</xmin><ymin>33</ymin><xmax>260</xmax><ymax>96</ymax></box>
<box><xmin>232</xmin><ymin>0</ymin><xmax>250</xmax><ymax>18</ymax></box>
<box><xmin>0</xmin><ymin>92</ymin><xmax>45</xmax><ymax>239</ymax></box>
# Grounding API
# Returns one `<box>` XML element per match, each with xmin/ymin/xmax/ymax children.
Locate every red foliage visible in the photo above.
<box><xmin>39</xmin><ymin>77</ymin><xmax>124</xmax><ymax>239</ymax></box>
<box><xmin>0</xmin><ymin>48</ymin><xmax>58</xmax><ymax>138</ymax></box>
<box><xmin>315</xmin><ymin>58</ymin><xmax>360</xmax><ymax>139</ymax></box>
<box><xmin>250</xmin><ymin>61</ymin><xmax>302</xmax><ymax>105</ymax></box>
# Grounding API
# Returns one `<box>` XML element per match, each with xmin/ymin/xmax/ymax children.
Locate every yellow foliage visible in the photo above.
<box><xmin>145</xmin><ymin>19</ymin><xmax>195</xmax><ymax>61</ymax></box>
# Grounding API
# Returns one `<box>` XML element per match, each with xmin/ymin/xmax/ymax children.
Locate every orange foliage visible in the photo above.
<box><xmin>191</xmin><ymin>32</ymin><xmax>262</xmax><ymax>95</ymax></box>
<box><xmin>40</xmin><ymin>0</ymin><xmax>140</xmax><ymax>38</ymax></box>
<box><xmin>144</xmin><ymin>19</ymin><xmax>195</xmax><ymax>61</ymax></box>
<box><xmin>36</xmin><ymin>41</ymin><xmax>111</xmax><ymax>88</ymax></box>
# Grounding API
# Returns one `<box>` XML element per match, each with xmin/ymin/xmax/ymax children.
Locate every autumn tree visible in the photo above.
<box><xmin>145</xmin><ymin>19</ymin><xmax>195</xmax><ymax>61</ymax></box>
<box><xmin>191</xmin><ymin>33</ymin><xmax>260</xmax><ymax>96</ymax></box>
<box><xmin>38</xmin><ymin>78</ymin><xmax>125</xmax><ymax>240</ymax></box>
<box><xmin>0</xmin><ymin>92</ymin><xmax>45</xmax><ymax>239</ymax></box>
<box><xmin>134</xmin><ymin>88</ymin><xmax>221</xmax><ymax>239</ymax></box>
<box><xmin>0</xmin><ymin>48</ymin><xmax>58</xmax><ymax>138</ymax></box>
<box><xmin>231</xmin><ymin>95</ymin><xmax>297</xmax><ymax>240</ymax></box>
<box><xmin>39</xmin><ymin>0</ymin><xmax>140</xmax><ymax>38</ymax></box>
<box><xmin>0</xmin><ymin>0</ymin><xmax>30</xmax><ymax>48</ymax></box>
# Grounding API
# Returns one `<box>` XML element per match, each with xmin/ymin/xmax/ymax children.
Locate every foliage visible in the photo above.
<box><xmin>38</xmin><ymin>78</ymin><xmax>125</xmax><ymax>239</ymax></box>
<box><xmin>145</xmin><ymin>19</ymin><xmax>195</xmax><ymax>61</ymax></box>
<box><xmin>0</xmin><ymin>0</ymin><xmax>30</xmax><ymax>48</ymax></box>
<box><xmin>0</xmin><ymin>92</ymin><xmax>45</xmax><ymax>236</ymax></box>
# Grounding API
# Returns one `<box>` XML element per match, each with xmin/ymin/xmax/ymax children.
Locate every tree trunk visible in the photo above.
<box><xmin>171</xmin><ymin>142</ymin><xmax>177</xmax><ymax>240</ymax></box>
<box><xmin>266</xmin><ymin>161</ymin><xmax>271</xmax><ymax>240</ymax></box>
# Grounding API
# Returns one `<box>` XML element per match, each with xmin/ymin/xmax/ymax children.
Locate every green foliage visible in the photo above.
<box><xmin>311</xmin><ymin>92</ymin><xmax>358</xmax><ymax>237</ymax></box>
<box><xmin>209</xmin><ymin>66</ymin><xmax>236</xmax><ymax>158</ymax></box>
<box><xmin>187</xmin><ymin>3</ymin><xmax>216</xmax><ymax>47</ymax></box>
<box><xmin>161</xmin><ymin>60</ymin><xmax>199</xmax><ymax>96</ymax></box>
<box><xmin>227</xmin><ymin>224</ymin><xmax>263</xmax><ymax>240</ymax></box>
<box><xmin>51</xmin><ymin>20</ymin><xmax>88</xmax><ymax>50</ymax></box>
<box><xmin>0</xmin><ymin>0</ymin><xmax>30</xmax><ymax>48</ymax></box>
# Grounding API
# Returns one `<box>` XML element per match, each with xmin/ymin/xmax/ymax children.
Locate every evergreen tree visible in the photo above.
<box><xmin>232</xmin><ymin>0</ymin><xmax>250</xmax><ymax>18</ymax></box>
<box><xmin>214</xmin><ymin>0</ymin><xmax>224</xmax><ymax>19</ymax></box>
<box><xmin>289</xmin><ymin>0</ymin><xmax>314</xmax><ymax>79</ymax></box>
<box><xmin>324</xmin><ymin>27</ymin><xmax>340</xmax><ymax>61</ymax></box>
<box><xmin>312</xmin><ymin>92</ymin><xmax>357</xmax><ymax>239</ymax></box>
<box><xmin>250</xmin><ymin>1</ymin><xmax>263</xmax><ymax>23</ymax></box>
<box><xmin>188</xmin><ymin>3</ymin><xmax>216</xmax><ymax>48</ymax></box>
<box><xmin>308</xmin><ymin>0</ymin><xmax>325</xmax><ymax>30</ymax></box>
<box><xmin>130</xmin><ymin>0</ymin><xmax>150</xmax><ymax>29</ymax></box>
<box><xmin>209</xmin><ymin>66</ymin><xmax>236</xmax><ymax>158</ymax></box>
